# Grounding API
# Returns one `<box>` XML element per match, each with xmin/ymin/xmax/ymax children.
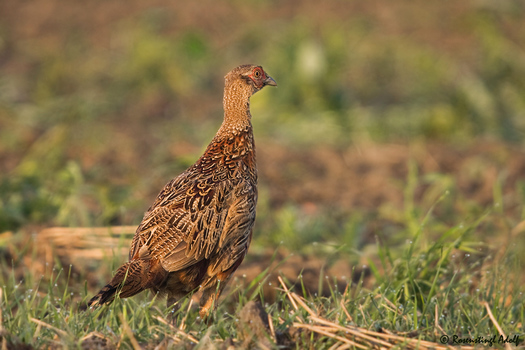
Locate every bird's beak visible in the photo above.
<box><xmin>264</xmin><ymin>75</ymin><xmax>277</xmax><ymax>87</ymax></box>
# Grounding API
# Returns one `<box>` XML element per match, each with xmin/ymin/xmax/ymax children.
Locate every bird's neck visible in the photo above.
<box><xmin>218</xmin><ymin>82</ymin><xmax>253</xmax><ymax>136</ymax></box>
<box><xmin>195</xmin><ymin>82</ymin><xmax>256</xmax><ymax>176</ymax></box>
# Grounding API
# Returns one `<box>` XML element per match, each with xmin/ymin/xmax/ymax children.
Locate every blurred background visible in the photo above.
<box><xmin>1</xmin><ymin>0</ymin><xmax>525</xmax><ymax>279</ymax></box>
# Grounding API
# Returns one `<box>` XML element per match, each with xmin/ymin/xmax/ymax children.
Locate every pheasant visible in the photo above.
<box><xmin>88</xmin><ymin>64</ymin><xmax>276</xmax><ymax>318</ymax></box>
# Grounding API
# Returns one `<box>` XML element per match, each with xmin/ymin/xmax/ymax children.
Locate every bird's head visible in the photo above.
<box><xmin>225</xmin><ymin>64</ymin><xmax>277</xmax><ymax>95</ymax></box>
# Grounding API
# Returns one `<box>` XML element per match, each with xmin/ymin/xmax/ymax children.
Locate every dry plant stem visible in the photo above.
<box><xmin>339</xmin><ymin>298</ymin><xmax>353</xmax><ymax>323</ymax></box>
<box><xmin>179</xmin><ymin>299</ymin><xmax>194</xmax><ymax>331</ymax></box>
<box><xmin>29</xmin><ymin>317</ymin><xmax>67</xmax><ymax>337</ymax></box>
<box><xmin>328</xmin><ymin>342</ymin><xmax>352</xmax><ymax>350</ymax></box>
<box><xmin>335</xmin><ymin>345</ymin><xmax>351</xmax><ymax>350</ymax></box>
<box><xmin>327</xmin><ymin>342</ymin><xmax>339</xmax><ymax>350</ymax></box>
<box><xmin>268</xmin><ymin>313</ymin><xmax>277</xmax><ymax>343</ymax></box>
<box><xmin>278</xmin><ymin>276</ymin><xmax>299</xmax><ymax>311</ymax></box>
<box><xmin>434</xmin><ymin>304</ymin><xmax>446</xmax><ymax>335</ymax></box>
<box><xmin>314</xmin><ymin>314</ymin><xmax>468</xmax><ymax>350</ymax></box>
<box><xmin>292</xmin><ymin>323</ymin><xmax>368</xmax><ymax>350</ymax></box>
<box><xmin>483</xmin><ymin>301</ymin><xmax>513</xmax><ymax>350</ymax></box>
<box><xmin>435</xmin><ymin>303</ymin><xmax>439</xmax><ymax>335</ymax></box>
<box><xmin>290</xmin><ymin>292</ymin><xmax>317</xmax><ymax>317</ymax></box>
<box><xmin>79</xmin><ymin>332</ymin><xmax>108</xmax><ymax>343</ymax></box>
<box><xmin>358</xmin><ymin>304</ymin><xmax>367</xmax><ymax>321</ymax></box>
<box><xmin>37</xmin><ymin>226</ymin><xmax>136</xmax><ymax>261</ymax></box>
<box><xmin>294</xmin><ymin>321</ymin><xmax>469</xmax><ymax>350</ymax></box>
<box><xmin>310</xmin><ymin>316</ymin><xmax>393</xmax><ymax>348</ymax></box>
<box><xmin>376</xmin><ymin>294</ymin><xmax>398</xmax><ymax>313</ymax></box>
<box><xmin>32</xmin><ymin>323</ymin><xmax>42</xmax><ymax>344</ymax></box>
<box><xmin>280</xmin><ymin>282</ymin><xmax>476</xmax><ymax>350</ymax></box>
<box><xmin>154</xmin><ymin>316</ymin><xmax>199</xmax><ymax>343</ymax></box>
<box><xmin>119</xmin><ymin>314</ymin><xmax>141</xmax><ymax>350</ymax></box>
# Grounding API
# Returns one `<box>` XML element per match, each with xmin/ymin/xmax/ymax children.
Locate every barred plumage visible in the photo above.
<box><xmin>88</xmin><ymin>65</ymin><xmax>276</xmax><ymax>318</ymax></box>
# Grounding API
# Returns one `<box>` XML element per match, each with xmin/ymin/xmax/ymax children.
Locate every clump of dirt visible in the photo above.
<box><xmin>80</xmin><ymin>333</ymin><xmax>115</xmax><ymax>350</ymax></box>
<box><xmin>237</xmin><ymin>301</ymin><xmax>274</xmax><ymax>349</ymax></box>
<box><xmin>0</xmin><ymin>330</ymin><xmax>34</xmax><ymax>350</ymax></box>
<box><xmin>237</xmin><ymin>300</ymin><xmax>299</xmax><ymax>349</ymax></box>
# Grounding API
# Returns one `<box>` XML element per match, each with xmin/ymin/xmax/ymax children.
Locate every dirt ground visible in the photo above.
<box><xmin>259</xmin><ymin>140</ymin><xmax>525</xmax><ymax>214</ymax></box>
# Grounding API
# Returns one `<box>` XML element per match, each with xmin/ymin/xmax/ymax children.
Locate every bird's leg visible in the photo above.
<box><xmin>166</xmin><ymin>293</ymin><xmax>182</xmax><ymax>324</ymax></box>
<box><xmin>198</xmin><ymin>290</ymin><xmax>217</xmax><ymax>322</ymax></box>
<box><xmin>199</xmin><ymin>279</ymin><xmax>227</xmax><ymax>322</ymax></box>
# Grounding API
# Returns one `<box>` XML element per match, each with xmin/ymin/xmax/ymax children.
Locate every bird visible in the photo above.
<box><xmin>88</xmin><ymin>64</ymin><xmax>276</xmax><ymax>319</ymax></box>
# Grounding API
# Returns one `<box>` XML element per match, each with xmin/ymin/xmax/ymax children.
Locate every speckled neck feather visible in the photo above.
<box><xmin>219</xmin><ymin>69</ymin><xmax>255</xmax><ymax>136</ymax></box>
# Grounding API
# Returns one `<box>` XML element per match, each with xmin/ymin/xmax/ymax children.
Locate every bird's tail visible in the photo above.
<box><xmin>88</xmin><ymin>260</ymin><xmax>149</xmax><ymax>307</ymax></box>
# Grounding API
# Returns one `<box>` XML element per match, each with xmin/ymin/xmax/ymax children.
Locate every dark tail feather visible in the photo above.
<box><xmin>88</xmin><ymin>260</ymin><xmax>148</xmax><ymax>308</ymax></box>
<box><xmin>88</xmin><ymin>282</ymin><xmax>120</xmax><ymax>307</ymax></box>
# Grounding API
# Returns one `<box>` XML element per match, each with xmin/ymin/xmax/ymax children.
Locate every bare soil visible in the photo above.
<box><xmin>260</xmin><ymin>140</ymin><xmax>525</xmax><ymax>214</ymax></box>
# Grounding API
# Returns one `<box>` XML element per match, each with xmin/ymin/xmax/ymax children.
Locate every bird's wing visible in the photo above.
<box><xmin>206</xmin><ymin>186</ymin><xmax>256</xmax><ymax>276</ymax></box>
<box><xmin>128</xmin><ymin>171</ymin><xmax>255</xmax><ymax>274</ymax></box>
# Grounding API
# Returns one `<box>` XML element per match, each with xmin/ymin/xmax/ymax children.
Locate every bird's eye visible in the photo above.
<box><xmin>253</xmin><ymin>69</ymin><xmax>261</xmax><ymax>78</ymax></box>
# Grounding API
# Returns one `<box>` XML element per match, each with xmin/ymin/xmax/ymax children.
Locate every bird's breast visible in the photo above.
<box><xmin>197</xmin><ymin>131</ymin><xmax>256</xmax><ymax>182</ymax></box>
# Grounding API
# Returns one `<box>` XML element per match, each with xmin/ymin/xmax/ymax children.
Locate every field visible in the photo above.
<box><xmin>1</xmin><ymin>0</ymin><xmax>525</xmax><ymax>348</ymax></box>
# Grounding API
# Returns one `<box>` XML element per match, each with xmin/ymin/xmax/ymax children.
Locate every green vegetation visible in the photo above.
<box><xmin>1</xmin><ymin>1</ymin><xmax>525</xmax><ymax>348</ymax></box>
